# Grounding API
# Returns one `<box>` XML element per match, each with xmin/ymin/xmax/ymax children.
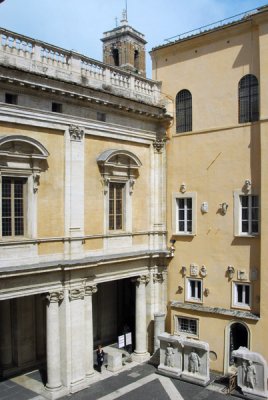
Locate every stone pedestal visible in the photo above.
<box><xmin>107</xmin><ymin>352</ymin><xmax>123</xmax><ymax>372</ymax></box>
<box><xmin>181</xmin><ymin>339</ymin><xmax>210</xmax><ymax>386</ymax></box>
<box><xmin>232</xmin><ymin>347</ymin><xmax>268</xmax><ymax>399</ymax></box>
<box><xmin>157</xmin><ymin>332</ymin><xmax>183</xmax><ymax>378</ymax></box>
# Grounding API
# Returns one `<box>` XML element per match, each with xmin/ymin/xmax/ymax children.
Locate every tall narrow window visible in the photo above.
<box><xmin>112</xmin><ymin>48</ymin><xmax>119</xmax><ymax>67</ymax></box>
<box><xmin>177</xmin><ymin>197</ymin><xmax>192</xmax><ymax>233</ymax></box>
<box><xmin>240</xmin><ymin>195</ymin><xmax>259</xmax><ymax>235</ymax></box>
<box><xmin>109</xmin><ymin>182</ymin><xmax>125</xmax><ymax>230</ymax></box>
<box><xmin>134</xmin><ymin>50</ymin><xmax>139</xmax><ymax>70</ymax></box>
<box><xmin>2</xmin><ymin>177</ymin><xmax>26</xmax><ymax>237</ymax></box>
<box><xmin>176</xmin><ymin>89</ymin><xmax>192</xmax><ymax>133</ymax></box>
<box><xmin>187</xmin><ymin>279</ymin><xmax>202</xmax><ymax>301</ymax></box>
<box><xmin>239</xmin><ymin>74</ymin><xmax>259</xmax><ymax>123</ymax></box>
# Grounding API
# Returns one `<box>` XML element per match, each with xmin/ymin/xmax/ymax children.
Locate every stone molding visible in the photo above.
<box><xmin>153</xmin><ymin>272</ymin><xmax>164</xmax><ymax>283</ymax></box>
<box><xmin>69</xmin><ymin>288</ymin><xmax>85</xmax><ymax>301</ymax></box>
<box><xmin>46</xmin><ymin>291</ymin><xmax>64</xmax><ymax>304</ymax></box>
<box><xmin>69</xmin><ymin>125</ymin><xmax>84</xmax><ymax>142</ymax></box>
<box><xmin>133</xmin><ymin>275</ymin><xmax>150</xmax><ymax>286</ymax></box>
<box><xmin>85</xmin><ymin>285</ymin><xmax>98</xmax><ymax>296</ymax></box>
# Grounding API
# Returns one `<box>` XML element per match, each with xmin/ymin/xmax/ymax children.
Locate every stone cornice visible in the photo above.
<box><xmin>171</xmin><ymin>301</ymin><xmax>260</xmax><ymax>321</ymax></box>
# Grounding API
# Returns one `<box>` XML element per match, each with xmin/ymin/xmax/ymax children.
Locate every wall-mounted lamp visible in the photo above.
<box><xmin>227</xmin><ymin>265</ymin><xmax>235</xmax><ymax>279</ymax></box>
<box><xmin>204</xmin><ymin>288</ymin><xmax>210</xmax><ymax>296</ymax></box>
<box><xmin>219</xmin><ymin>202</ymin><xmax>228</xmax><ymax>215</ymax></box>
<box><xmin>180</xmin><ymin>183</ymin><xmax>186</xmax><ymax>193</ymax></box>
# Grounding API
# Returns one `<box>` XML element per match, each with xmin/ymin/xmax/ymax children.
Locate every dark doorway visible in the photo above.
<box><xmin>93</xmin><ymin>278</ymin><xmax>135</xmax><ymax>348</ymax></box>
<box><xmin>112</xmin><ymin>48</ymin><xmax>119</xmax><ymax>66</ymax></box>
<box><xmin>229</xmin><ymin>322</ymin><xmax>248</xmax><ymax>365</ymax></box>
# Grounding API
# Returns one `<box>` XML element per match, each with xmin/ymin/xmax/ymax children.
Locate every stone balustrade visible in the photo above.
<box><xmin>0</xmin><ymin>27</ymin><xmax>162</xmax><ymax>106</ymax></box>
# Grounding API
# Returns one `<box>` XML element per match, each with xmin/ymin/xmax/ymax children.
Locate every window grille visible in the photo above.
<box><xmin>176</xmin><ymin>89</ymin><xmax>192</xmax><ymax>133</ymax></box>
<box><xmin>239</xmin><ymin>74</ymin><xmax>259</xmax><ymax>123</ymax></box>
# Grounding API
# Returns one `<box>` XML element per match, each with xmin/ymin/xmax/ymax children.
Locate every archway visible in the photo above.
<box><xmin>229</xmin><ymin>322</ymin><xmax>249</xmax><ymax>366</ymax></box>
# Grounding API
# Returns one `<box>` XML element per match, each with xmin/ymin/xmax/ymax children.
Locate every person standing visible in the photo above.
<box><xmin>96</xmin><ymin>344</ymin><xmax>105</xmax><ymax>373</ymax></box>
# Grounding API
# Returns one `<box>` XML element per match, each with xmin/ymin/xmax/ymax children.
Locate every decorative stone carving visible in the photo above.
<box><xmin>33</xmin><ymin>172</ymin><xmax>40</xmax><ymax>193</ymax></box>
<box><xmin>238</xmin><ymin>270</ymin><xmax>248</xmax><ymax>280</ymax></box>
<box><xmin>181</xmin><ymin>266</ymin><xmax>187</xmax><ymax>276</ymax></box>
<box><xmin>244</xmin><ymin>179</ymin><xmax>251</xmax><ymax>193</ymax></box>
<box><xmin>69</xmin><ymin>288</ymin><xmax>85</xmax><ymax>301</ymax></box>
<box><xmin>101</xmin><ymin>177</ymin><xmax>110</xmax><ymax>194</ymax></box>
<box><xmin>177</xmin><ymin>286</ymin><xmax>183</xmax><ymax>294</ymax></box>
<box><xmin>227</xmin><ymin>265</ymin><xmax>235</xmax><ymax>279</ymax></box>
<box><xmin>219</xmin><ymin>202</ymin><xmax>228</xmax><ymax>215</ymax></box>
<box><xmin>153</xmin><ymin>137</ymin><xmax>166</xmax><ymax>153</ymax></box>
<box><xmin>180</xmin><ymin>183</ymin><xmax>186</xmax><ymax>193</ymax></box>
<box><xmin>153</xmin><ymin>273</ymin><xmax>164</xmax><ymax>283</ymax></box>
<box><xmin>190</xmin><ymin>264</ymin><xmax>199</xmax><ymax>276</ymax></box>
<box><xmin>201</xmin><ymin>202</ymin><xmax>208</xmax><ymax>213</ymax></box>
<box><xmin>129</xmin><ymin>178</ymin><xmax>135</xmax><ymax>195</ymax></box>
<box><xmin>85</xmin><ymin>285</ymin><xmax>98</xmax><ymax>296</ymax></box>
<box><xmin>46</xmin><ymin>291</ymin><xmax>64</xmax><ymax>304</ymax></box>
<box><xmin>134</xmin><ymin>275</ymin><xmax>150</xmax><ymax>286</ymax></box>
<box><xmin>232</xmin><ymin>347</ymin><xmax>268</xmax><ymax>399</ymax></box>
<box><xmin>204</xmin><ymin>288</ymin><xmax>210</xmax><ymax>296</ymax></box>
<box><xmin>158</xmin><ymin>332</ymin><xmax>183</xmax><ymax>377</ymax></box>
<box><xmin>200</xmin><ymin>265</ymin><xmax>207</xmax><ymax>277</ymax></box>
<box><xmin>69</xmin><ymin>125</ymin><xmax>84</xmax><ymax>141</ymax></box>
<box><xmin>181</xmin><ymin>339</ymin><xmax>210</xmax><ymax>386</ymax></box>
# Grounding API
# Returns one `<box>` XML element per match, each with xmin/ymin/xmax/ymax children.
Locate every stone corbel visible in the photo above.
<box><xmin>129</xmin><ymin>178</ymin><xmax>135</xmax><ymax>195</ymax></box>
<box><xmin>85</xmin><ymin>285</ymin><xmax>98</xmax><ymax>296</ymax></box>
<box><xmin>69</xmin><ymin>125</ymin><xmax>84</xmax><ymax>142</ymax></box>
<box><xmin>101</xmin><ymin>177</ymin><xmax>110</xmax><ymax>194</ymax></box>
<box><xmin>33</xmin><ymin>172</ymin><xmax>40</xmax><ymax>193</ymax></box>
<box><xmin>46</xmin><ymin>291</ymin><xmax>64</xmax><ymax>304</ymax></box>
<box><xmin>69</xmin><ymin>288</ymin><xmax>85</xmax><ymax>301</ymax></box>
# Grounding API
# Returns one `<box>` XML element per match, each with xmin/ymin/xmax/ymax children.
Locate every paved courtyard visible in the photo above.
<box><xmin>0</xmin><ymin>361</ymin><xmax>244</xmax><ymax>400</ymax></box>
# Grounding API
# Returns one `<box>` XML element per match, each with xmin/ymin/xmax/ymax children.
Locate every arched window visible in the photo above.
<box><xmin>239</xmin><ymin>74</ymin><xmax>259</xmax><ymax>123</ymax></box>
<box><xmin>176</xmin><ymin>89</ymin><xmax>192</xmax><ymax>133</ymax></box>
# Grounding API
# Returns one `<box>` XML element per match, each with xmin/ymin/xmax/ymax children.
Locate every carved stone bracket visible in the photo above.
<box><xmin>69</xmin><ymin>125</ymin><xmax>84</xmax><ymax>142</ymax></box>
<box><xmin>69</xmin><ymin>288</ymin><xmax>85</xmax><ymax>301</ymax></box>
<box><xmin>33</xmin><ymin>172</ymin><xmax>40</xmax><ymax>193</ymax></box>
<box><xmin>133</xmin><ymin>275</ymin><xmax>150</xmax><ymax>286</ymax></box>
<box><xmin>46</xmin><ymin>291</ymin><xmax>64</xmax><ymax>304</ymax></box>
<box><xmin>101</xmin><ymin>177</ymin><xmax>110</xmax><ymax>194</ymax></box>
<box><xmin>153</xmin><ymin>273</ymin><xmax>164</xmax><ymax>283</ymax></box>
<box><xmin>85</xmin><ymin>285</ymin><xmax>98</xmax><ymax>296</ymax></box>
<box><xmin>129</xmin><ymin>178</ymin><xmax>135</xmax><ymax>195</ymax></box>
<box><xmin>153</xmin><ymin>137</ymin><xmax>166</xmax><ymax>153</ymax></box>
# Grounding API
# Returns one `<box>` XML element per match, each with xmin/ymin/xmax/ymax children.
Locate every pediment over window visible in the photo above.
<box><xmin>97</xmin><ymin>149</ymin><xmax>142</xmax><ymax>178</ymax></box>
<box><xmin>0</xmin><ymin>135</ymin><xmax>49</xmax><ymax>160</ymax></box>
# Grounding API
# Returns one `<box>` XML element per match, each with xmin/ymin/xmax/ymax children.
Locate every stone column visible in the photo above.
<box><xmin>84</xmin><ymin>285</ymin><xmax>97</xmax><ymax>379</ymax></box>
<box><xmin>45</xmin><ymin>291</ymin><xmax>64</xmax><ymax>393</ymax></box>
<box><xmin>69</xmin><ymin>288</ymin><xmax>87</xmax><ymax>393</ymax></box>
<box><xmin>132</xmin><ymin>275</ymin><xmax>150</xmax><ymax>363</ymax></box>
<box><xmin>154</xmin><ymin>312</ymin><xmax>166</xmax><ymax>352</ymax></box>
<box><xmin>0</xmin><ymin>300</ymin><xmax>13</xmax><ymax>368</ymax></box>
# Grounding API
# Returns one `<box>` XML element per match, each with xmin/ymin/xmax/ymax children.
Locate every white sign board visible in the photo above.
<box><xmin>125</xmin><ymin>332</ymin><xmax>132</xmax><ymax>346</ymax></box>
<box><xmin>118</xmin><ymin>335</ymin><xmax>125</xmax><ymax>348</ymax></box>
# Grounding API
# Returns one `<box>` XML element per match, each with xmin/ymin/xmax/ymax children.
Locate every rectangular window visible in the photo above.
<box><xmin>177</xmin><ymin>317</ymin><xmax>198</xmax><ymax>336</ymax></box>
<box><xmin>52</xmin><ymin>102</ymin><xmax>62</xmax><ymax>113</ymax></box>
<box><xmin>177</xmin><ymin>197</ymin><xmax>192</xmax><ymax>233</ymax></box>
<box><xmin>2</xmin><ymin>177</ymin><xmax>26</xmax><ymax>237</ymax></box>
<box><xmin>233</xmin><ymin>283</ymin><xmax>251</xmax><ymax>307</ymax></box>
<box><xmin>5</xmin><ymin>93</ymin><xmax>18</xmax><ymax>105</ymax></box>
<box><xmin>187</xmin><ymin>279</ymin><xmax>202</xmax><ymax>301</ymax></box>
<box><xmin>109</xmin><ymin>182</ymin><xmax>125</xmax><ymax>230</ymax></box>
<box><xmin>240</xmin><ymin>195</ymin><xmax>258</xmax><ymax>234</ymax></box>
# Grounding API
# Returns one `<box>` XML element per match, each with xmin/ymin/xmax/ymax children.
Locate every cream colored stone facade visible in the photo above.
<box><xmin>151</xmin><ymin>6</ymin><xmax>268</xmax><ymax>374</ymax></box>
<box><xmin>0</xmin><ymin>22</ymin><xmax>170</xmax><ymax>398</ymax></box>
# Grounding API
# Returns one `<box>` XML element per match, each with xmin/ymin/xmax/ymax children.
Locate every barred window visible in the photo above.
<box><xmin>176</xmin><ymin>89</ymin><xmax>192</xmax><ymax>133</ymax></box>
<box><xmin>239</xmin><ymin>74</ymin><xmax>259</xmax><ymax>123</ymax></box>
<box><xmin>2</xmin><ymin>177</ymin><xmax>26</xmax><ymax>237</ymax></box>
<box><xmin>109</xmin><ymin>182</ymin><xmax>125</xmax><ymax>230</ymax></box>
<box><xmin>177</xmin><ymin>317</ymin><xmax>198</xmax><ymax>335</ymax></box>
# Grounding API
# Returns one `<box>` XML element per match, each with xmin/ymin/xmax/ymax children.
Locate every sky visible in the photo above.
<box><xmin>0</xmin><ymin>0</ymin><xmax>268</xmax><ymax>77</ymax></box>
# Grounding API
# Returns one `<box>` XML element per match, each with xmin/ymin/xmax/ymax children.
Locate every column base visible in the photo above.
<box><xmin>43</xmin><ymin>385</ymin><xmax>69</xmax><ymax>400</ymax></box>
<box><xmin>131</xmin><ymin>351</ymin><xmax>150</xmax><ymax>363</ymax></box>
<box><xmin>70</xmin><ymin>377</ymin><xmax>88</xmax><ymax>394</ymax></box>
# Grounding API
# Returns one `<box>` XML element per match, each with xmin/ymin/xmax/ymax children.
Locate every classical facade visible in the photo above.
<box><xmin>0</xmin><ymin>17</ymin><xmax>170</xmax><ymax>398</ymax></box>
<box><xmin>151</xmin><ymin>5</ymin><xmax>268</xmax><ymax>374</ymax></box>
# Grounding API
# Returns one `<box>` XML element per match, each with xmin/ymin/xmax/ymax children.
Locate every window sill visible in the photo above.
<box><xmin>232</xmin><ymin>304</ymin><xmax>251</xmax><ymax>311</ymax></box>
<box><xmin>234</xmin><ymin>234</ymin><xmax>259</xmax><ymax>238</ymax></box>
<box><xmin>174</xmin><ymin>330</ymin><xmax>198</xmax><ymax>339</ymax></box>
<box><xmin>173</xmin><ymin>232</ymin><xmax>196</xmax><ymax>237</ymax></box>
<box><xmin>186</xmin><ymin>299</ymin><xmax>203</xmax><ymax>304</ymax></box>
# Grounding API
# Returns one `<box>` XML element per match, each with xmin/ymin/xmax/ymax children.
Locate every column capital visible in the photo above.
<box><xmin>85</xmin><ymin>285</ymin><xmax>98</xmax><ymax>296</ymax></box>
<box><xmin>153</xmin><ymin>272</ymin><xmax>164</xmax><ymax>283</ymax></box>
<box><xmin>153</xmin><ymin>137</ymin><xmax>166</xmax><ymax>153</ymax></box>
<box><xmin>69</xmin><ymin>124</ymin><xmax>84</xmax><ymax>142</ymax></box>
<box><xmin>69</xmin><ymin>288</ymin><xmax>85</xmax><ymax>301</ymax></box>
<box><xmin>46</xmin><ymin>291</ymin><xmax>64</xmax><ymax>304</ymax></box>
<box><xmin>133</xmin><ymin>275</ymin><xmax>150</xmax><ymax>286</ymax></box>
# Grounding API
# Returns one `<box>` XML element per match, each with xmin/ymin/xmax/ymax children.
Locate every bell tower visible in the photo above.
<box><xmin>101</xmin><ymin>10</ymin><xmax>147</xmax><ymax>77</ymax></box>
